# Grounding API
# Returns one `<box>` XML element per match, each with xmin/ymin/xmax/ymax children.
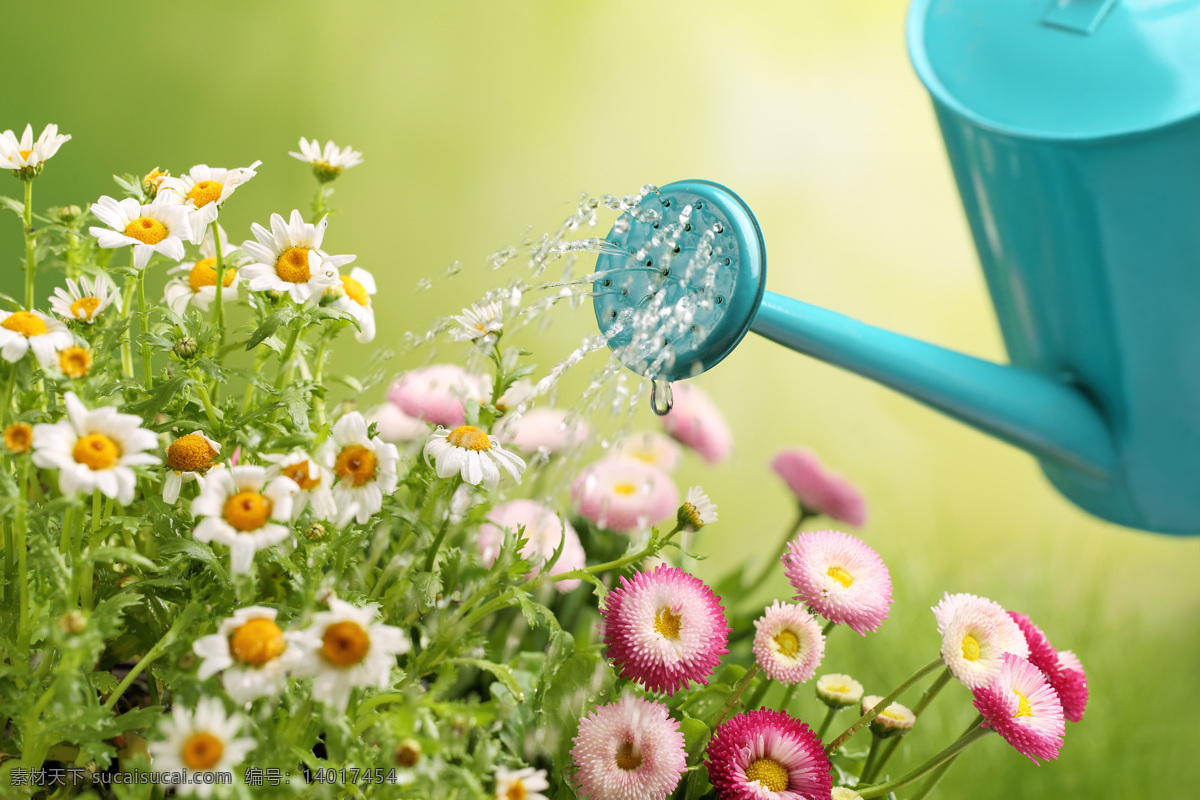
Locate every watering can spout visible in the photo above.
<box><xmin>750</xmin><ymin>292</ymin><xmax>1118</xmax><ymax>479</ymax></box>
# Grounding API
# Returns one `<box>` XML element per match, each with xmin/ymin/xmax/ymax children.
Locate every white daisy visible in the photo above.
<box><xmin>494</xmin><ymin>767</ymin><xmax>550</xmax><ymax>800</ymax></box>
<box><xmin>328</xmin><ymin>266</ymin><xmax>377</xmax><ymax>343</ymax></box>
<box><xmin>31</xmin><ymin>392</ymin><xmax>161</xmax><ymax>505</ymax></box>
<box><xmin>162</xmin><ymin>431</ymin><xmax>221</xmax><ymax>504</ymax></box>
<box><xmin>291</xmin><ymin>598</ymin><xmax>409</xmax><ymax>711</ymax></box>
<box><xmin>263</xmin><ymin>450</ymin><xmax>337</xmax><ymax>521</ymax></box>
<box><xmin>192</xmin><ymin>606</ymin><xmax>306</xmax><ymax>705</ymax></box>
<box><xmin>164</xmin><ymin>225</ymin><xmax>242</xmax><ymax>316</ymax></box>
<box><xmin>158</xmin><ymin>161</ymin><xmax>262</xmax><ymax>241</ymax></box>
<box><xmin>48</xmin><ymin>274</ymin><xmax>120</xmax><ymax>324</ymax></box>
<box><xmin>0</xmin><ymin>123</ymin><xmax>71</xmax><ymax>173</ymax></box>
<box><xmin>0</xmin><ymin>309</ymin><xmax>74</xmax><ymax>366</ymax></box>
<box><xmin>89</xmin><ymin>196</ymin><xmax>197</xmax><ymax>270</ymax></box>
<box><xmin>612</xmin><ymin>430</ymin><xmax>683</xmax><ymax>473</ymax></box>
<box><xmin>317</xmin><ymin>411</ymin><xmax>401</xmax><ymax>526</ymax></box>
<box><xmin>147</xmin><ymin>697</ymin><xmax>256</xmax><ymax>797</ymax></box>
<box><xmin>423</xmin><ymin>425</ymin><xmax>525</xmax><ymax>491</ymax></box>
<box><xmin>240</xmin><ymin>209</ymin><xmax>352</xmax><ymax>304</ymax></box>
<box><xmin>288</xmin><ymin>137</ymin><xmax>363</xmax><ymax>180</ymax></box>
<box><xmin>191</xmin><ymin>465</ymin><xmax>299</xmax><ymax>574</ymax></box>
<box><xmin>678</xmin><ymin>486</ymin><xmax>717</xmax><ymax>530</ymax></box>
<box><xmin>450</xmin><ymin>300</ymin><xmax>504</xmax><ymax>341</ymax></box>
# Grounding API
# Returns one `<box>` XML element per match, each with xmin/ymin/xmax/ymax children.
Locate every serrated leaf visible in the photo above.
<box><xmin>412</xmin><ymin>570</ymin><xmax>440</xmax><ymax>607</ymax></box>
<box><xmin>128</xmin><ymin>374</ymin><xmax>192</xmax><ymax>418</ymax></box>
<box><xmin>0</xmin><ymin>195</ymin><xmax>24</xmax><ymax>216</ymax></box>
<box><xmin>88</xmin><ymin>546</ymin><xmax>157</xmax><ymax>572</ymax></box>
<box><xmin>246</xmin><ymin>307</ymin><xmax>296</xmax><ymax>350</ymax></box>
<box><xmin>158</xmin><ymin>537</ymin><xmax>229</xmax><ymax>583</ymax></box>
<box><xmin>279</xmin><ymin>384</ymin><xmax>311</xmax><ymax>431</ymax></box>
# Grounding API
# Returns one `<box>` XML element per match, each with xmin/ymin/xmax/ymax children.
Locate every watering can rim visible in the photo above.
<box><xmin>907</xmin><ymin>0</ymin><xmax>1200</xmax><ymax>143</ymax></box>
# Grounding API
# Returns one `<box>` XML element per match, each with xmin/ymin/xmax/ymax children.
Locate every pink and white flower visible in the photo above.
<box><xmin>369</xmin><ymin>402</ymin><xmax>429</xmax><ymax>443</ymax></box>
<box><xmin>660</xmin><ymin>382</ymin><xmax>732</xmax><ymax>463</ymax></box>
<box><xmin>972</xmin><ymin>653</ymin><xmax>1065</xmax><ymax>764</ymax></box>
<box><xmin>504</xmin><ymin>407</ymin><xmax>589</xmax><ymax>455</ymax></box>
<box><xmin>752</xmin><ymin>601</ymin><xmax>825</xmax><ymax>685</ymax></box>
<box><xmin>478</xmin><ymin>500</ymin><xmax>586</xmax><ymax>591</ymax></box>
<box><xmin>388</xmin><ymin>364</ymin><xmax>486</xmax><ymax>428</ymax></box>
<box><xmin>612</xmin><ymin>431</ymin><xmax>683</xmax><ymax>473</ymax></box>
<box><xmin>571</xmin><ymin>457</ymin><xmax>679</xmax><ymax>534</ymax></box>
<box><xmin>1009</xmin><ymin>611</ymin><xmax>1088</xmax><ymax>723</ymax></box>
<box><xmin>570</xmin><ymin>695</ymin><xmax>686</xmax><ymax>800</ymax></box>
<box><xmin>601</xmin><ymin>565</ymin><xmax>729</xmax><ymax>694</ymax></box>
<box><xmin>932</xmin><ymin>593</ymin><xmax>1029</xmax><ymax>689</ymax></box>
<box><xmin>770</xmin><ymin>448</ymin><xmax>867</xmax><ymax>527</ymax></box>
<box><xmin>783</xmin><ymin>530</ymin><xmax>892</xmax><ymax>635</ymax></box>
<box><xmin>705</xmin><ymin>708</ymin><xmax>831</xmax><ymax>800</ymax></box>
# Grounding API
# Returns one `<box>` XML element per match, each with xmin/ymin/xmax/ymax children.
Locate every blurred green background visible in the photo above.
<box><xmin>3</xmin><ymin>1</ymin><xmax>1197</xmax><ymax>797</ymax></box>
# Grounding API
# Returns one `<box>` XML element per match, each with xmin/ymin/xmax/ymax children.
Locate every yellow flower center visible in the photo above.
<box><xmin>222</xmin><ymin>491</ymin><xmax>273</xmax><ymax>531</ymax></box>
<box><xmin>282</xmin><ymin>460</ymin><xmax>322</xmax><ymax>490</ymax></box>
<box><xmin>3</xmin><ymin>422</ymin><xmax>33</xmax><ymax>453</ymax></box>
<box><xmin>275</xmin><ymin>247</ymin><xmax>313</xmax><ymax>283</ymax></box>
<box><xmin>229</xmin><ymin>617</ymin><xmax>286</xmax><ymax>667</ymax></box>
<box><xmin>166</xmin><ymin>434</ymin><xmax>217</xmax><ymax>472</ymax></box>
<box><xmin>612</xmin><ymin>482</ymin><xmax>637</xmax><ymax>496</ymax></box>
<box><xmin>341</xmin><ymin>275</ymin><xmax>370</xmax><ymax>306</ymax></box>
<box><xmin>880</xmin><ymin>707</ymin><xmax>907</xmax><ymax>722</ymax></box>
<box><xmin>446</xmin><ymin>425</ymin><xmax>491</xmax><ymax>452</ymax></box>
<box><xmin>826</xmin><ymin>682</ymin><xmax>850</xmax><ymax>694</ymax></box>
<box><xmin>142</xmin><ymin>168</ymin><xmax>168</xmax><ymax>192</ymax></box>
<box><xmin>505</xmin><ymin>782</ymin><xmax>528</xmax><ymax>800</ymax></box>
<box><xmin>1013</xmin><ymin>689</ymin><xmax>1033</xmax><ymax>718</ymax></box>
<box><xmin>615</xmin><ymin>741</ymin><xmax>643</xmax><ymax>771</ymax></box>
<box><xmin>315</xmin><ymin>160</ymin><xmax>343</xmax><ymax>177</ymax></box>
<box><xmin>2</xmin><ymin>311</ymin><xmax>47</xmax><ymax>338</ymax></box>
<box><xmin>654</xmin><ymin>607</ymin><xmax>682</xmax><ymax>640</ymax></box>
<box><xmin>59</xmin><ymin>346</ymin><xmax>92</xmax><ymax>379</ymax></box>
<box><xmin>69</xmin><ymin>296</ymin><xmax>102</xmax><ymax>320</ymax></box>
<box><xmin>182</xmin><ymin>731</ymin><xmax>224</xmax><ymax>770</ymax></box>
<box><xmin>321</xmin><ymin>620</ymin><xmax>371</xmax><ymax>666</ymax></box>
<box><xmin>123</xmin><ymin>216</ymin><xmax>168</xmax><ymax>245</ymax></box>
<box><xmin>774</xmin><ymin>629</ymin><xmax>800</xmax><ymax>656</ymax></box>
<box><xmin>961</xmin><ymin>633</ymin><xmax>981</xmax><ymax>662</ymax></box>
<box><xmin>18</xmin><ymin>148</ymin><xmax>33</xmax><ymax>161</ymax></box>
<box><xmin>188</xmin><ymin>257</ymin><xmax>236</xmax><ymax>292</ymax></box>
<box><xmin>827</xmin><ymin>566</ymin><xmax>854</xmax><ymax>588</ymax></box>
<box><xmin>72</xmin><ymin>433</ymin><xmax>120</xmax><ymax>470</ymax></box>
<box><xmin>185</xmin><ymin>179</ymin><xmax>224</xmax><ymax>208</ymax></box>
<box><xmin>335</xmin><ymin>445</ymin><xmax>377</xmax><ymax>487</ymax></box>
<box><xmin>745</xmin><ymin>757</ymin><xmax>789</xmax><ymax>792</ymax></box>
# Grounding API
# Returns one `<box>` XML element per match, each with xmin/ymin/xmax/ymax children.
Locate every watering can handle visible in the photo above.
<box><xmin>1042</xmin><ymin>0</ymin><xmax>1119</xmax><ymax>34</ymax></box>
<box><xmin>750</xmin><ymin>292</ymin><xmax>1118</xmax><ymax>479</ymax></box>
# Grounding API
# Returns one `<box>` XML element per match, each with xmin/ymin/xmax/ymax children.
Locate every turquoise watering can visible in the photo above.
<box><xmin>593</xmin><ymin>0</ymin><xmax>1200</xmax><ymax>535</ymax></box>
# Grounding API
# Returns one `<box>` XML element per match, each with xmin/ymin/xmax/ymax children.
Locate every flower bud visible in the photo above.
<box><xmin>173</xmin><ymin>337</ymin><xmax>199</xmax><ymax>360</ymax></box>
<box><xmin>816</xmin><ymin>673</ymin><xmax>864</xmax><ymax>709</ymax></box>
<box><xmin>863</xmin><ymin>695</ymin><xmax>915</xmax><ymax>739</ymax></box>
<box><xmin>677</xmin><ymin>486</ymin><xmax>717</xmax><ymax>531</ymax></box>
<box><xmin>142</xmin><ymin>167</ymin><xmax>169</xmax><ymax>198</ymax></box>
<box><xmin>305</xmin><ymin>522</ymin><xmax>326</xmax><ymax>541</ymax></box>
<box><xmin>394</xmin><ymin>739</ymin><xmax>421</xmax><ymax>767</ymax></box>
<box><xmin>56</xmin><ymin>204</ymin><xmax>83</xmax><ymax>223</ymax></box>
<box><xmin>59</xmin><ymin>610</ymin><xmax>88</xmax><ymax>634</ymax></box>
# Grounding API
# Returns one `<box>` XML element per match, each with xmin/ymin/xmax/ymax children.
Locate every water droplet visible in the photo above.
<box><xmin>649</xmin><ymin>379</ymin><xmax>673</xmax><ymax>416</ymax></box>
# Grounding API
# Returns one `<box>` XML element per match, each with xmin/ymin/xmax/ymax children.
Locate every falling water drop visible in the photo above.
<box><xmin>649</xmin><ymin>379</ymin><xmax>673</xmax><ymax>416</ymax></box>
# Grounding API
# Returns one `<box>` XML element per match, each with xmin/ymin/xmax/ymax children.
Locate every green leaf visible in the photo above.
<box><xmin>246</xmin><ymin>306</ymin><xmax>296</xmax><ymax>350</ymax></box>
<box><xmin>279</xmin><ymin>384</ymin><xmax>311</xmax><ymax>432</ymax></box>
<box><xmin>449</xmin><ymin>657</ymin><xmax>526</xmax><ymax>702</ymax></box>
<box><xmin>680</xmin><ymin>713</ymin><xmax>711</xmax><ymax>761</ymax></box>
<box><xmin>127</xmin><ymin>374</ymin><xmax>192</xmax><ymax>418</ymax></box>
<box><xmin>412</xmin><ymin>570</ymin><xmax>440</xmax><ymax>607</ymax></box>
<box><xmin>88</xmin><ymin>546</ymin><xmax>157</xmax><ymax>572</ymax></box>
<box><xmin>158</xmin><ymin>537</ymin><xmax>229</xmax><ymax>583</ymax></box>
<box><xmin>0</xmin><ymin>195</ymin><xmax>24</xmax><ymax>216</ymax></box>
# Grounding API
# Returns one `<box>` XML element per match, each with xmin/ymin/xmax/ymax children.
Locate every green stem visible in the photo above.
<box><xmin>744</xmin><ymin>675</ymin><xmax>772</xmax><ymax>712</ymax></box>
<box><xmin>779</xmin><ymin>682</ymin><xmax>799</xmax><ymax>713</ymax></box>
<box><xmin>1</xmin><ymin>363</ymin><xmax>17</xmax><ymax>422</ymax></box>
<box><xmin>857</xmin><ymin>725</ymin><xmax>990</xmax><ymax>799</ymax></box>
<box><xmin>860</xmin><ymin>734</ymin><xmax>884</xmax><ymax>785</ymax></box>
<box><xmin>816</xmin><ymin>704</ymin><xmax>840</xmax><ymax>741</ymax></box>
<box><xmin>23</xmin><ymin>179</ymin><xmax>35</xmax><ymax>309</ymax></box>
<box><xmin>906</xmin><ymin>715</ymin><xmax>984</xmax><ymax>800</ymax></box>
<box><xmin>826</xmin><ymin>656</ymin><xmax>943</xmax><ymax>754</ymax></box>
<box><xmin>312</xmin><ymin>335</ymin><xmax>329</xmax><ymax>428</ymax></box>
<box><xmin>120</xmin><ymin>274</ymin><xmax>136</xmax><ymax>380</ymax></box>
<box><xmin>868</xmin><ymin>667</ymin><xmax>953</xmax><ymax>783</ymax></box>
<box><xmin>546</xmin><ymin>524</ymin><xmax>683</xmax><ymax>584</ymax></box>
<box><xmin>81</xmin><ymin>490</ymin><xmax>101</xmax><ymax>611</ymax></box>
<box><xmin>710</xmin><ymin>663</ymin><xmax>760</xmax><ymax>730</ymax></box>
<box><xmin>103</xmin><ymin>616</ymin><xmax>184</xmax><ymax>711</ymax></box>
<box><xmin>210</xmin><ymin>221</ymin><xmax>227</xmax><ymax>360</ymax></box>
<box><xmin>742</xmin><ymin>507</ymin><xmax>812</xmax><ymax>600</ymax></box>
<box><xmin>60</xmin><ymin>507</ymin><xmax>75</xmax><ymax>556</ymax></box>
<box><xmin>137</xmin><ymin>261</ymin><xmax>152</xmax><ymax>390</ymax></box>
<box><xmin>194</xmin><ymin>382</ymin><xmax>221</xmax><ymax>430</ymax></box>
<box><xmin>274</xmin><ymin>323</ymin><xmax>303</xmax><ymax>393</ymax></box>
<box><xmin>16</xmin><ymin>460</ymin><xmax>31</xmax><ymax>656</ymax></box>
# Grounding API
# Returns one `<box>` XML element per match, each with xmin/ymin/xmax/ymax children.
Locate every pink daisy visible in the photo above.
<box><xmin>770</xmin><ymin>448</ymin><xmax>867</xmax><ymax>526</ymax></box>
<box><xmin>601</xmin><ymin>565</ymin><xmax>729</xmax><ymax>694</ymax></box>
<box><xmin>571</xmin><ymin>456</ymin><xmax>679</xmax><ymax>534</ymax></box>
<box><xmin>706</xmin><ymin>709</ymin><xmax>831</xmax><ymax>800</ymax></box>
<box><xmin>369</xmin><ymin>401</ymin><xmax>428</xmax><ymax>442</ymax></box>
<box><xmin>1007</xmin><ymin>612</ymin><xmax>1058</xmax><ymax>674</ymax></box>
<box><xmin>478</xmin><ymin>499</ymin><xmax>587</xmax><ymax>591</ymax></box>
<box><xmin>387</xmin><ymin>364</ymin><xmax>485</xmax><ymax>428</ymax></box>
<box><xmin>972</xmin><ymin>653</ymin><xmax>1065</xmax><ymax>764</ymax></box>
<box><xmin>932</xmin><ymin>593</ymin><xmax>1029</xmax><ymax>689</ymax></box>
<box><xmin>570</xmin><ymin>695</ymin><xmax>686</xmax><ymax>800</ymax></box>
<box><xmin>504</xmin><ymin>407</ymin><xmax>589</xmax><ymax>455</ymax></box>
<box><xmin>752</xmin><ymin>601</ymin><xmax>826</xmax><ymax>685</ymax></box>
<box><xmin>782</xmin><ymin>530</ymin><xmax>891</xmax><ymax>635</ymax></box>
<box><xmin>661</xmin><ymin>381</ymin><xmax>732</xmax><ymax>464</ymax></box>
<box><xmin>1052</xmin><ymin>650</ymin><xmax>1089</xmax><ymax>723</ymax></box>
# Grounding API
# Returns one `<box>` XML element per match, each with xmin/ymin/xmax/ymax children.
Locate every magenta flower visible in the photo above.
<box><xmin>661</xmin><ymin>382</ymin><xmax>732</xmax><ymax>464</ymax></box>
<box><xmin>972</xmin><ymin>653</ymin><xmax>1065</xmax><ymax>764</ymax></box>
<box><xmin>571</xmin><ymin>456</ymin><xmax>679</xmax><ymax>534</ymax></box>
<box><xmin>770</xmin><ymin>448</ymin><xmax>867</xmax><ymax>526</ymax></box>
<box><xmin>477</xmin><ymin>499</ymin><xmax>587</xmax><ymax>591</ymax></box>
<box><xmin>752</xmin><ymin>601</ymin><xmax>826</xmax><ymax>685</ymax></box>
<box><xmin>387</xmin><ymin>364</ymin><xmax>485</xmax><ymax>428</ymax></box>
<box><xmin>782</xmin><ymin>530</ymin><xmax>891</xmax><ymax>635</ymax></box>
<box><xmin>706</xmin><ymin>708</ymin><xmax>831</xmax><ymax>800</ymax></box>
<box><xmin>570</xmin><ymin>695</ymin><xmax>686</xmax><ymax>800</ymax></box>
<box><xmin>1010</xmin><ymin>611</ymin><xmax>1088</xmax><ymax>723</ymax></box>
<box><xmin>601</xmin><ymin>565</ymin><xmax>729</xmax><ymax>694</ymax></box>
<box><xmin>505</xmin><ymin>407</ymin><xmax>589</xmax><ymax>455</ymax></box>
